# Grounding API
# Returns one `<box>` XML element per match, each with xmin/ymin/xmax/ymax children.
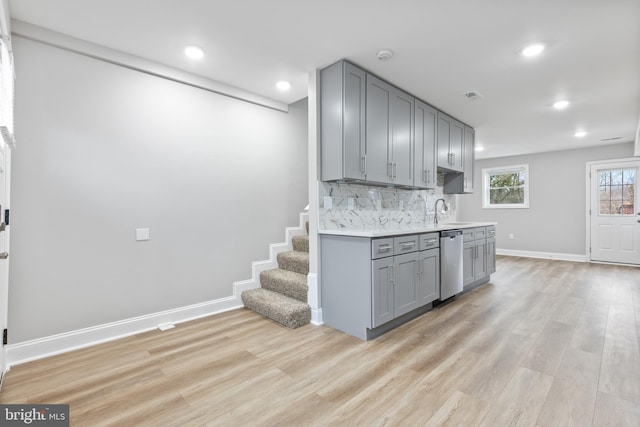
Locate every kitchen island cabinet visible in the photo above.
<box><xmin>321</xmin><ymin>232</ymin><xmax>439</xmax><ymax>340</ymax></box>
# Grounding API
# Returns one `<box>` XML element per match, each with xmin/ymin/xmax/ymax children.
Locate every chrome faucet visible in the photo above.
<box><xmin>434</xmin><ymin>198</ymin><xmax>448</xmax><ymax>225</ymax></box>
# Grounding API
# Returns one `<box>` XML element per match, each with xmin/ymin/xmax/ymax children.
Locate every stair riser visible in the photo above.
<box><xmin>260</xmin><ymin>271</ymin><xmax>307</xmax><ymax>302</ymax></box>
<box><xmin>241</xmin><ymin>289</ymin><xmax>311</xmax><ymax>329</ymax></box>
<box><xmin>277</xmin><ymin>253</ymin><xmax>309</xmax><ymax>275</ymax></box>
<box><xmin>292</xmin><ymin>235</ymin><xmax>309</xmax><ymax>253</ymax></box>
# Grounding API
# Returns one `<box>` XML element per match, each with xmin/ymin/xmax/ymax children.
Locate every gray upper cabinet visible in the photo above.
<box><xmin>321</xmin><ymin>61</ymin><xmax>366</xmax><ymax>181</ymax></box>
<box><xmin>437</xmin><ymin>112</ymin><xmax>464</xmax><ymax>173</ymax></box>
<box><xmin>365</xmin><ymin>74</ymin><xmax>393</xmax><ymax>184</ymax></box>
<box><xmin>321</xmin><ymin>59</ymin><xmax>472</xmax><ymax>188</ymax></box>
<box><xmin>463</xmin><ymin>126</ymin><xmax>475</xmax><ymax>192</ymax></box>
<box><xmin>366</xmin><ymin>74</ymin><xmax>414</xmax><ymax>186</ymax></box>
<box><xmin>390</xmin><ymin>88</ymin><xmax>414</xmax><ymax>187</ymax></box>
<box><xmin>414</xmin><ymin>100</ymin><xmax>437</xmax><ymax>188</ymax></box>
<box><xmin>444</xmin><ymin>124</ymin><xmax>475</xmax><ymax>194</ymax></box>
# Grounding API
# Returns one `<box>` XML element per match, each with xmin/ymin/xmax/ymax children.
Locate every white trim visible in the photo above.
<box><xmin>232</xmin><ymin>212</ymin><xmax>309</xmax><ymax>295</ymax></box>
<box><xmin>307</xmin><ymin>273</ymin><xmax>323</xmax><ymax>325</ymax></box>
<box><xmin>482</xmin><ymin>164</ymin><xmax>530</xmax><ymax>209</ymax></box>
<box><xmin>497</xmin><ymin>248</ymin><xmax>587</xmax><ymax>263</ymax></box>
<box><xmin>585</xmin><ymin>157</ymin><xmax>640</xmax><ymax>263</ymax></box>
<box><xmin>11</xmin><ymin>20</ymin><xmax>288</xmax><ymax>113</ymax></box>
<box><xmin>6</xmin><ymin>295</ymin><xmax>243</xmax><ymax>368</ymax></box>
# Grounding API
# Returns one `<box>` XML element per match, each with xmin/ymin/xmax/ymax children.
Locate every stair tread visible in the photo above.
<box><xmin>241</xmin><ymin>288</ymin><xmax>310</xmax><ymax>329</ymax></box>
<box><xmin>260</xmin><ymin>269</ymin><xmax>307</xmax><ymax>302</ymax></box>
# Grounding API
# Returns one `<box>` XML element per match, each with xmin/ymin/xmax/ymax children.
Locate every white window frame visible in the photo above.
<box><xmin>482</xmin><ymin>164</ymin><xmax>530</xmax><ymax>209</ymax></box>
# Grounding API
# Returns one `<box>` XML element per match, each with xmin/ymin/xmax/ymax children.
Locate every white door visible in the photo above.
<box><xmin>589</xmin><ymin>160</ymin><xmax>640</xmax><ymax>265</ymax></box>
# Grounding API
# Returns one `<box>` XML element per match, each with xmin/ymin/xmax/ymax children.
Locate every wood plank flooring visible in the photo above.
<box><xmin>1</xmin><ymin>256</ymin><xmax>639</xmax><ymax>426</ymax></box>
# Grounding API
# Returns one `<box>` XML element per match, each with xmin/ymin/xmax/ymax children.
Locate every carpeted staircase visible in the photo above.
<box><xmin>241</xmin><ymin>222</ymin><xmax>311</xmax><ymax>328</ymax></box>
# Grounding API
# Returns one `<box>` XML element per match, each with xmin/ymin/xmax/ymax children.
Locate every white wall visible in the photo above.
<box><xmin>458</xmin><ymin>142</ymin><xmax>635</xmax><ymax>257</ymax></box>
<box><xmin>9</xmin><ymin>37</ymin><xmax>308</xmax><ymax>343</ymax></box>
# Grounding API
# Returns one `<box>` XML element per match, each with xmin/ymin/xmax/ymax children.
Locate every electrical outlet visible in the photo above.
<box><xmin>323</xmin><ymin>196</ymin><xmax>333</xmax><ymax>209</ymax></box>
<box><xmin>509</xmin><ymin>233</ymin><xmax>514</xmax><ymax>240</ymax></box>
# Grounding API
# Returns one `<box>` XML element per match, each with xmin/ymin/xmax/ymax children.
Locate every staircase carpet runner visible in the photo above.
<box><xmin>241</xmin><ymin>223</ymin><xmax>311</xmax><ymax>329</ymax></box>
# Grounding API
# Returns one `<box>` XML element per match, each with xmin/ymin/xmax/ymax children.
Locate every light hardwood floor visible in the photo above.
<box><xmin>1</xmin><ymin>256</ymin><xmax>639</xmax><ymax>426</ymax></box>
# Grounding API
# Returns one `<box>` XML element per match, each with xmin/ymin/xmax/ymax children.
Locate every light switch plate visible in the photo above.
<box><xmin>136</xmin><ymin>228</ymin><xmax>150</xmax><ymax>241</ymax></box>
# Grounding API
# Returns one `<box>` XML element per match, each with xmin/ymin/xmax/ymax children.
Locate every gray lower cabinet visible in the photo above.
<box><xmin>321</xmin><ymin>233</ymin><xmax>439</xmax><ymax>340</ymax></box>
<box><xmin>487</xmin><ymin>237</ymin><xmax>496</xmax><ymax>275</ymax></box>
<box><xmin>418</xmin><ymin>248</ymin><xmax>440</xmax><ymax>305</ymax></box>
<box><xmin>463</xmin><ymin>226</ymin><xmax>495</xmax><ymax>287</ymax></box>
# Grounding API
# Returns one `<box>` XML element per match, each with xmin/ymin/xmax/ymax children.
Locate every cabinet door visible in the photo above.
<box><xmin>463</xmin><ymin>241</ymin><xmax>475</xmax><ymax>286</ymax></box>
<box><xmin>418</xmin><ymin>248</ymin><xmax>440</xmax><ymax>305</ymax></box>
<box><xmin>486</xmin><ymin>237</ymin><xmax>496</xmax><ymax>275</ymax></box>
<box><xmin>393</xmin><ymin>252</ymin><xmax>420</xmax><ymax>317</ymax></box>
<box><xmin>437</xmin><ymin>112</ymin><xmax>451</xmax><ymax>169</ymax></box>
<box><xmin>450</xmin><ymin>118</ymin><xmax>464</xmax><ymax>172</ymax></box>
<box><xmin>343</xmin><ymin>63</ymin><xmax>367</xmax><ymax>179</ymax></box>
<box><xmin>414</xmin><ymin>100</ymin><xmax>437</xmax><ymax>188</ymax></box>
<box><xmin>372</xmin><ymin>257</ymin><xmax>394</xmax><ymax>327</ymax></box>
<box><xmin>474</xmin><ymin>239</ymin><xmax>487</xmax><ymax>281</ymax></box>
<box><xmin>390</xmin><ymin>88</ymin><xmax>414</xmax><ymax>186</ymax></box>
<box><xmin>463</xmin><ymin>125</ymin><xmax>475</xmax><ymax>192</ymax></box>
<box><xmin>366</xmin><ymin>74</ymin><xmax>393</xmax><ymax>184</ymax></box>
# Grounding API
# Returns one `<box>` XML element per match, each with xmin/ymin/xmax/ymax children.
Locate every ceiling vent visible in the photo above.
<box><xmin>463</xmin><ymin>90</ymin><xmax>483</xmax><ymax>101</ymax></box>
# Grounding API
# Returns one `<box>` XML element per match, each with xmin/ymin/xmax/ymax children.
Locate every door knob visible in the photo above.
<box><xmin>0</xmin><ymin>252</ymin><xmax>8</xmax><ymax>259</ymax></box>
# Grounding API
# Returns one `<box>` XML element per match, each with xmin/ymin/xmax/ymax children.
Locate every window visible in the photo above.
<box><xmin>482</xmin><ymin>164</ymin><xmax>529</xmax><ymax>209</ymax></box>
<box><xmin>598</xmin><ymin>168</ymin><xmax>635</xmax><ymax>216</ymax></box>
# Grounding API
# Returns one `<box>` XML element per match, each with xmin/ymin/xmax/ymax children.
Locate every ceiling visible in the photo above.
<box><xmin>7</xmin><ymin>0</ymin><xmax>640</xmax><ymax>159</ymax></box>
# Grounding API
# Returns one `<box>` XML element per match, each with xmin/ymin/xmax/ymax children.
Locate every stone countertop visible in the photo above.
<box><xmin>318</xmin><ymin>222</ymin><xmax>497</xmax><ymax>238</ymax></box>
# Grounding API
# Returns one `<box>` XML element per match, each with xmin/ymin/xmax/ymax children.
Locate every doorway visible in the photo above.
<box><xmin>588</xmin><ymin>158</ymin><xmax>640</xmax><ymax>265</ymax></box>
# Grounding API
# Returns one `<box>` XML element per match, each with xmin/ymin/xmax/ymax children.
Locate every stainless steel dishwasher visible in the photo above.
<box><xmin>440</xmin><ymin>230</ymin><xmax>463</xmax><ymax>300</ymax></box>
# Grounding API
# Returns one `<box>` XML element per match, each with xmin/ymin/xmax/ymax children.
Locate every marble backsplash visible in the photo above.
<box><xmin>319</xmin><ymin>179</ymin><xmax>456</xmax><ymax>231</ymax></box>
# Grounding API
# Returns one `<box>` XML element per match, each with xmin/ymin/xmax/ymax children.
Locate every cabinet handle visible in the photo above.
<box><xmin>388</xmin><ymin>162</ymin><xmax>393</xmax><ymax>178</ymax></box>
<box><xmin>390</xmin><ymin>265</ymin><xmax>395</xmax><ymax>286</ymax></box>
<box><xmin>361</xmin><ymin>155</ymin><xmax>367</xmax><ymax>175</ymax></box>
<box><xmin>425</xmin><ymin>239</ymin><xmax>437</xmax><ymax>244</ymax></box>
<box><xmin>452</xmin><ymin>153</ymin><xmax>456</xmax><ymax>165</ymax></box>
<box><xmin>427</xmin><ymin>169</ymin><xmax>430</xmax><ymax>183</ymax></box>
<box><xmin>400</xmin><ymin>241</ymin><xmax>416</xmax><ymax>248</ymax></box>
<box><xmin>378</xmin><ymin>244</ymin><xmax>392</xmax><ymax>251</ymax></box>
<box><xmin>393</xmin><ymin>162</ymin><xmax>397</xmax><ymax>178</ymax></box>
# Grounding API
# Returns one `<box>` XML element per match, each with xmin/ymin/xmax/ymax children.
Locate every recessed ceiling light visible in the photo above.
<box><xmin>184</xmin><ymin>45</ymin><xmax>204</xmax><ymax>60</ymax></box>
<box><xmin>475</xmin><ymin>146</ymin><xmax>485</xmax><ymax>152</ymax></box>
<box><xmin>574</xmin><ymin>131</ymin><xmax>587</xmax><ymax>138</ymax></box>
<box><xmin>276</xmin><ymin>81</ymin><xmax>291</xmax><ymax>91</ymax></box>
<box><xmin>522</xmin><ymin>43</ymin><xmax>545</xmax><ymax>57</ymax></box>
<box><xmin>553</xmin><ymin>100</ymin><xmax>570</xmax><ymax>110</ymax></box>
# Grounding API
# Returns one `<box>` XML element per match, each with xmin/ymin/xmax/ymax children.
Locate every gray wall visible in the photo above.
<box><xmin>458</xmin><ymin>142</ymin><xmax>635</xmax><ymax>256</ymax></box>
<box><xmin>9</xmin><ymin>37</ymin><xmax>308</xmax><ymax>343</ymax></box>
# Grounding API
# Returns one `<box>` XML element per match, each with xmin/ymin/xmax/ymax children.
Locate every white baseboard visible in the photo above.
<box><xmin>6</xmin><ymin>295</ymin><xmax>243</xmax><ymax>368</ymax></box>
<box><xmin>497</xmin><ymin>248</ymin><xmax>587</xmax><ymax>263</ymax></box>
<box><xmin>307</xmin><ymin>273</ymin><xmax>323</xmax><ymax>325</ymax></box>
